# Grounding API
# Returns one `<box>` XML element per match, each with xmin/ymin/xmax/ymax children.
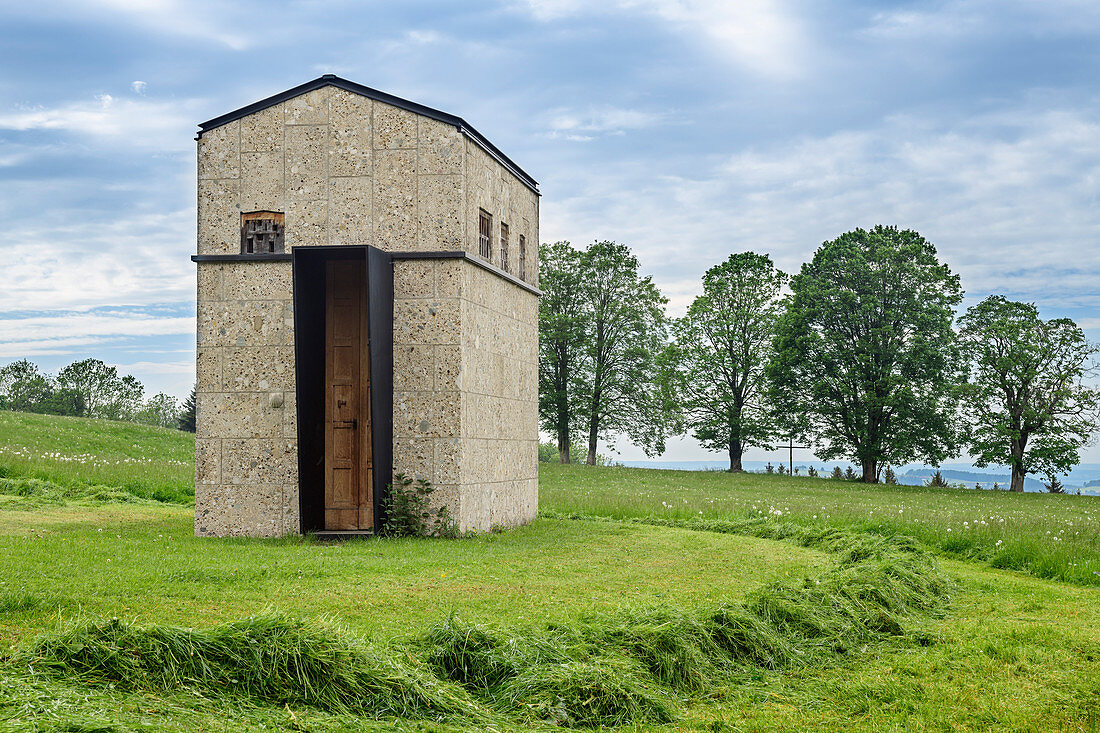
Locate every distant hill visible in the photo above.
<box><xmin>901</xmin><ymin>468</ymin><xmax>1046</xmax><ymax>492</ymax></box>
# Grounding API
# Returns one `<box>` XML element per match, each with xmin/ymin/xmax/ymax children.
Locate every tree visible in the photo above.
<box><xmin>136</xmin><ymin>392</ymin><xmax>182</xmax><ymax>429</ymax></box>
<box><xmin>33</xmin><ymin>388</ymin><xmax>86</xmax><ymax>417</ymax></box>
<box><xmin>926</xmin><ymin>470</ymin><xmax>949</xmax><ymax>488</ymax></box>
<box><xmin>178</xmin><ymin>387</ymin><xmax>197</xmax><ymax>432</ymax></box>
<box><xmin>0</xmin><ymin>359</ymin><xmax>52</xmax><ymax>412</ymax></box>
<box><xmin>538</xmin><ymin>241</ymin><xmax>588</xmax><ymax>464</ymax></box>
<box><xmin>768</xmin><ymin>226</ymin><xmax>963</xmax><ymax>482</ymax></box>
<box><xmin>883</xmin><ymin>466</ymin><xmax>897</xmax><ymax>485</ymax></box>
<box><xmin>56</xmin><ymin>358</ymin><xmax>119</xmax><ymax>418</ymax></box>
<box><xmin>673</xmin><ymin>253</ymin><xmax>785</xmax><ymax>471</ymax></box>
<box><xmin>575</xmin><ymin>241</ymin><xmax>675</xmax><ymax>464</ymax></box>
<box><xmin>957</xmin><ymin>296</ymin><xmax>1100</xmax><ymax>492</ymax></box>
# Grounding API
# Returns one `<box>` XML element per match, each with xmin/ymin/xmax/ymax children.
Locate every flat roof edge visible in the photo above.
<box><xmin>196</xmin><ymin>75</ymin><xmax>539</xmax><ymax>195</ymax></box>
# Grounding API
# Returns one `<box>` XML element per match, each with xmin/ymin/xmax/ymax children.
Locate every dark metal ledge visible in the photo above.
<box><xmin>193</xmin><ymin>249</ymin><xmax>542</xmax><ymax>296</ymax></box>
<box><xmin>392</xmin><ymin>250</ymin><xmax>542</xmax><ymax>296</ymax></box>
<box><xmin>191</xmin><ymin>253</ymin><xmax>291</xmax><ymax>262</ymax></box>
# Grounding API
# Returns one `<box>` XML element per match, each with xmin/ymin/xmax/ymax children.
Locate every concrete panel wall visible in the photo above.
<box><xmin>194</xmin><ymin>261</ymin><xmax>298</xmax><ymax>537</ymax></box>
<box><xmin>195</xmin><ymin>83</ymin><xmax>539</xmax><ymax>537</ymax></box>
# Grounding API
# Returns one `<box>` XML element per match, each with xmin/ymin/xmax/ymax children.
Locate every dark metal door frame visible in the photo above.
<box><xmin>292</xmin><ymin>245</ymin><xmax>393</xmax><ymax>534</ymax></box>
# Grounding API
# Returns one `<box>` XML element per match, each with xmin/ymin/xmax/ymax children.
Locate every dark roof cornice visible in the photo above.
<box><xmin>196</xmin><ymin>75</ymin><xmax>539</xmax><ymax>194</ymax></box>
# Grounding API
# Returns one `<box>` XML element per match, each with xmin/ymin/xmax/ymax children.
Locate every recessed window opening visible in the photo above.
<box><xmin>500</xmin><ymin>222</ymin><xmax>509</xmax><ymax>272</ymax></box>
<box><xmin>240</xmin><ymin>212</ymin><xmax>285</xmax><ymax>255</ymax></box>
<box><xmin>518</xmin><ymin>235</ymin><xmax>526</xmax><ymax>280</ymax></box>
<box><xmin>478</xmin><ymin>209</ymin><xmax>492</xmax><ymax>261</ymax></box>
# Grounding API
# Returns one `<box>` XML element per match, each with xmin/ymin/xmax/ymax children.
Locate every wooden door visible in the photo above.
<box><xmin>324</xmin><ymin>261</ymin><xmax>373</xmax><ymax>530</ymax></box>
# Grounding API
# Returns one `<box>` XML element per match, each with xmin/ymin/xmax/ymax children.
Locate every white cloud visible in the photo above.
<box><xmin>131</xmin><ymin>80</ymin><xmax>147</xmax><ymax>95</ymax></box>
<box><xmin>0</xmin><ymin>93</ymin><xmax>200</xmax><ymax>151</ymax></box>
<box><xmin>545</xmin><ymin>106</ymin><xmax>668</xmax><ymax>140</ymax></box>
<box><xmin>865</xmin><ymin>0</ymin><xmax>1100</xmax><ymax>39</ymax></box>
<box><xmin>0</xmin><ymin>313</ymin><xmax>193</xmax><ymax>358</ymax></box>
<box><xmin>520</xmin><ymin>0</ymin><xmax>808</xmax><ymax>78</ymax></box>
<box><xmin>540</xmin><ymin>102</ymin><xmax>1100</xmax><ymax>313</ymax></box>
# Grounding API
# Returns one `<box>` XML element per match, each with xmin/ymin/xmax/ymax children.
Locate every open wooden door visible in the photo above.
<box><xmin>324</xmin><ymin>261</ymin><xmax>373</xmax><ymax>531</ymax></box>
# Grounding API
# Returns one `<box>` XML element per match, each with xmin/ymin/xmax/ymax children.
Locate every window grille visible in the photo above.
<box><xmin>240</xmin><ymin>212</ymin><xmax>284</xmax><ymax>255</ymax></box>
<box><xmin>500</xmin><ymin>222</ymin><xmax>509</xmax><ymax>272</ymax></box>
<box><xmin>518</xmin><ymin>235</ymin><xmax>526</xmax><ymax>280</ymax></box>
<box><xmin>478</xmin><ymin>210</ymin><xmax>492</xmax><ymax>261</ymax></box>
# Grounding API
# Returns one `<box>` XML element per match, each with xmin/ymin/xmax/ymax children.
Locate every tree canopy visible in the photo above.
<box><xmin>957</xmin><ymin>296</ymin><xmax>1100</xmax><ymax>491</ymax></box>
<box><xmin>673</xmin><ymin>252</ymin><xmax>785</xmax><ymax>471</ymax></box>
<box><xmin>768</xmin><ymin>226</ymin><xmax>963</xmax><ymax>482</ymax></box>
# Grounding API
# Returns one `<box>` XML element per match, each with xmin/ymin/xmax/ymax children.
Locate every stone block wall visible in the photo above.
<box><xmin>196</xmin><ymin>85</ymin><xmax>539</xmax><ymax>286</ymax></box>
<box><xmin>195</xmin><ymin>81</ymin><xmax>539</xmax><ymax>537</ymax></box>
<box><xmin>194</xmin><ymin>261</ymin><xmax>299</xmax><ymax>537</ymax></box>
<box><xmin>391</xmin><ymin>257</ymin><xmax>538</xmax><ymax>531</ymax></box>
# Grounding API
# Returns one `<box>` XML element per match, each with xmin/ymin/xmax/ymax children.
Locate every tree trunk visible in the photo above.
<box><xmin>557</xmin><ymin>431</ymin><xmax>570</xmax><ymax>464</ymax></box>
<box><xmin>586</xmin><ymin>431</ymin><xmax>598</xmax><ymax>466</ymax></box>
<box><xmin>1010</xmin><ymin>437</ymin><xmax>1027</xmax><ymax>492</ymax></box>
<box><xmin>861</xmin><ymin>459</ymin><xmax>877</xmax><ymax>483</ymax></box>
<box><xmin>728</xmin><ymin>441</ymin><xmax>743</xmax><ymax>472</ymax></box>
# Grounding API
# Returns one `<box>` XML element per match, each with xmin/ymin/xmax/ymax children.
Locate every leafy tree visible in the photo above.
<box><xmin>33</xmin><ymin>388</ymin><xmax>86</xmax><ymax>417</ymax></box>
<box><xmin>672</xmin><ymin>253</ymin><xmax>785</xmax><ymax>471</ymax></box>
<box><xmin>0</xmin><ymin>359</ymin><xmax>52</xmax><ymax>412</ymax></box>
<box><xmin>178</xmin><ymin>387</ymin><xmax>197</xmax><ymax>433</ymax></box>
<box><xmin>136</xmin><ymin>392</ymin><xmax>182</xmax><ymax>429</ymax></box>
<box><xmin>769</xmin><ymin>226</ymin><xmax>963</xmax><ymax>482</ymax></box>
<box><xmin>957</xmin><ymin>296</ymin><xmax>1100</xmax><ymax>492</ymax></box>
<box><xmin>56</xmin><ymin>358</ymin><xmax>118</xmax><ymax>418</ymax></box>
<box><xmin>575</xmin><ymin>241</ymin><xmax>675</xmax><ymax>464</ymax></box>
<box><xmin>538</xmin><ymin>241</ymin><xmax>588</xmax><ymax>464</ymax></box>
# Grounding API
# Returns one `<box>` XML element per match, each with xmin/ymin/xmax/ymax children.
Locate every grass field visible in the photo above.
<box><xmin>540</xmin><ymin>463</ymin><xmax>1100</xmax><ymax>587</ymax></box>
<box><xmin>0</xmin><ymin>412</ymin><xmax>1098</xmax><ymax>731</ymax></box>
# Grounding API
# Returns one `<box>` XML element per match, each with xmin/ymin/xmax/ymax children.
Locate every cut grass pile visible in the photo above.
<box><xmin>13</xmin><ymin>526</ymin><xmax>948</xmax><ymax>728</ymax></box>
<box><xmin>0</xmin><ymin>477</ymin><xmax>169</xmax><ymax>508</ymax></box>
<box><xmin>0</xmin><ymin>411</ymin><xmax>192</xmax><ymax>504</ymax></box>
<box><xmin>540</xmin><ymin>462</ymin><xmax>1100</xmax><ymax>586</ymax></box>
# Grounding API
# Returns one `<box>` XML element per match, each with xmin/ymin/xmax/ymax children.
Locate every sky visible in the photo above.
<box><xmin>1</xmin><ymin>0</ymin><xmax>1099</xmax><ymax>463</ymax></box>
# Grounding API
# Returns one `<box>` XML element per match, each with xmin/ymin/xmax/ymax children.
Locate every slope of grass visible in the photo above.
<box><xmin>8</xmin><ymin>525</ymin><xmax>947</xmax><ymax>729</ymax></box>
<box><xmin>0</xmin><ymin>508</ymin><xmax>827</xmax><ymax>650</ymax></box>
<box><xmin>0</xmin><ymin>411</ymin><xmax>193</xmax><ymax>503</ymax></box>
<box><xmin>540</xmin><ymin>462</ymin><xmax>1100</xmax><ymax>586</ymax></box>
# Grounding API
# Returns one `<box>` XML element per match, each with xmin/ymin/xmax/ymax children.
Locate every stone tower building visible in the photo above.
<box><xmin>192</xmin><ymin>76</ymin><xmax>539</xmax><ymax>537</ymax></box>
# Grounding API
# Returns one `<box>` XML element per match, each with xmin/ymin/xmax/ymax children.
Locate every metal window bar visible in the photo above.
<box><xmin>478</xmin><ymin>210</ymin><xmax>492</xmax><ymax>261</ymax></box>
<box><xmin>500</xmin><ymin>223</ymin><xmax>509</xmax><ymax>272</ymax></box>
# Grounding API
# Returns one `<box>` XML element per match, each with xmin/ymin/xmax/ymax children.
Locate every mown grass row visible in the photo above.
<box><xmin>14</xmin><ymin>524</ymin><xmax>949</xmax><ymax>728</ymax></box>
<box><xmin>539</xmin><ymin>463</ymin><xmax>1100</xmax><ymax>586</ymax></box>
<box><xmin>0</xmin><ymin>476</ymin><xmax>173</xmax><ymax>509</ymax></box>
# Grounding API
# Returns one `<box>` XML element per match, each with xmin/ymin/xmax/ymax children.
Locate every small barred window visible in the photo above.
<box><xmin>518</xmin><ymin>235</ymin><xmax>526</xmax><ymax>280</ymax></box>
<box><xmin>500</xmin><ymin>222</ymin><xmax>509</xmax><ymax>272</ymax></box>
<box><xmin>241</xmin><ymin>212</ymin><xmax>284</xmax><ymax>255</ymax></box>
<box><xmin>478</xmin><ymin>209</ymin><xmax>492</xmax><ymax>261</ymax></box>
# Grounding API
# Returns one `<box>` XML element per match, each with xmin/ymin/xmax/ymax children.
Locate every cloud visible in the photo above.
<box><xmin>540</xmin><ymin>100</ymin><xmax>1100</xmax><ymax>315</ymax></box>
<box><xmin>0</xmin><ymin>311</ymin><xmax>194</xmax><ymax>358</ymax></box>
<box><xmin>519</xmin><ymin>0</ymin><xmax>808</xmax><ymax>78</ymax></box>
<box><xmin>545</xmin><ymin>106</ymin><xmax>669</xmax><ymax>140</ymax></box>
<box><xmin>0</xmin><ymin>93</ymin><xmax>200</xmax><ymax>151</ymax></box>
<box><xmin>131</xmin><ymin>80</ymin><xmax>147</xmax><ymax>95</ymax></box>
<box><xmin>864</xmin><ymin>0</ymin><xmax>1100</xmax><ymax>39</ymax></box>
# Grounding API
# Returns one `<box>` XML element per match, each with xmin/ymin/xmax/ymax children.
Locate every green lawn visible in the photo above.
<box><xmin>0</xmin><ymin>412</ymin><xmax>1099</xmax><ymax>731</ymax></box>
<box><xmin>540</xmin><ymin>462</ymin><xmax>1100</xmax><ymax>586</ymax></box>
<box><xmin>0</xmin><ymin>411</ymin><xmax>193</xmax><ymax>503</ymax></box>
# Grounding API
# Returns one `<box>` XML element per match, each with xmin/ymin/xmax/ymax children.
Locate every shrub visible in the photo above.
<box><xmin>926</xmin><ymin>470</ymin><xmax>949</xmax><ymax>488</ymax></box>
<box><xmin>807</xmin><ymin>466</ymin><xmax>818</xmax><ymax>478</ymax></box>
<box><xmin>765</xmin><ymin>463</ymin><xmax>774</xmax><ymax>474</ymax></box>
<box><xmin>831</xmin><ymin>466</ymin><xmax>844</xmax><ymax>480</ymax></box>
<box><xmin>883</xmin><ymin>466</ymin><xmax>897</xmax><ymax>485</ymax></box>
<box><xmin>382</xmin><ymin>473</ymin><xmax>456</xmax><ymax>538</ymax></box>
<box><xmin>1044</xmin><ymin>476</ymin><xmax>1066</xmax><ymax>494</ymax></box>
<box><xmin>844</xmin><ymin>467</ymin><xmax>856</xmax><ymax>480</ymax></box>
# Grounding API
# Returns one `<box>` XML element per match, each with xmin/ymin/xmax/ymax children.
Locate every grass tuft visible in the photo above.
<box><xmin>22</xmin><ymin>613</ymin><xmax>490</xmax><ymax>723</ymax></box>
